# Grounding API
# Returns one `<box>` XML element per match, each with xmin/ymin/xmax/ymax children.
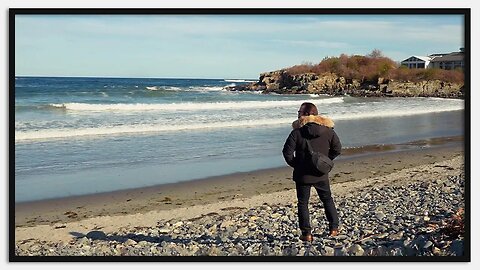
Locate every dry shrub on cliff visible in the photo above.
<box><xmin>434</xmin><ymin>69</ymin><xmax>464</xmax><ymax>84</ymax></box>
<box><xmin>389</xmin><ymin>67</ymin><xmax>464</xmax><ymax>84</ymax></box>
<box><xmin>286</xmin><ymin>51</ymin><xmax>396</xmax><ymax>82</ymax></box>
<box><xmin>309</xmin><ymin>54</ymin><xmax>396</xmax><ymax>82</ymax></box>
<box><xmin>285</xmin><ymin>63</ymin><xmax>315</xmax><ymax>75</ymax></box>
<box><xmin>389</xmin><ymin>67</ymin><xmax>424</xmax><ymax>81</ymax></box>
<box><xmin>285</xmin><ymin>50</ymin><xmax>464</xmax><ymax>84</ymax></box>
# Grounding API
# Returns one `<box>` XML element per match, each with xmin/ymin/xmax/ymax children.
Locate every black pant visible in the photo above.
<box><xmin>295</xmin><ymin>180</ymin><xmax>339</xmax><ymax>235</ymax></box>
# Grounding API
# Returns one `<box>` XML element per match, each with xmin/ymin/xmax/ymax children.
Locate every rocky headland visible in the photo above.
<box><xmin>226</xmin><ymin>70</ymin><xmax>464</xmax><ymax>98</ymax></box>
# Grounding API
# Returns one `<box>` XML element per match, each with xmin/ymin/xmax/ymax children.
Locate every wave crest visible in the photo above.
<box><xmin>49</xmin><ymin>98</ymin><xmax>344</xmax><ymax>112</ymax></box>
<box><xmin>15</xmin><ymin>118</ymin><xmax>293</xmax><ymax>142</ymax></box>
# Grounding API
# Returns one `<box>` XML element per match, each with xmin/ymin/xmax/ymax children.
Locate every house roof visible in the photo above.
<box><xmin>413</xmin><ymin>56</ymin><xmax>432</xmax><ymax>62</ymax></box>
<box><xmin>429</xmin><ymin>53</ymin><xmax>449</xmax><ymax>57</ymax></box>
<box><xmin>401</xmin><ymin>56</ymin><xmax>432</xmax><ymax>63</ymax></box>
<box><xmin>430</xmin><ymin>52</ymin><xmax>464</xmax><ymax>62</ymax></box>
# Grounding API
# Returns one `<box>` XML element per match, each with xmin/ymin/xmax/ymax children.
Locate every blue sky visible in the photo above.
<box><xmin>15</xmin><ymin>15</ymin><xmax>464</xmax><ymax>79</ymax></box>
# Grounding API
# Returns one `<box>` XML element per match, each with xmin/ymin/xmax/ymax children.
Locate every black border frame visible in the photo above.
<box><xmin>9</xmin><ymin>8</ymin><xmax>471</xmax><ymax>262</ymax></box>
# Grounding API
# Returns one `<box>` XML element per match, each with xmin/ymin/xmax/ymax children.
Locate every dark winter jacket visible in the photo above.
<box><xmin>282</xmin><ymin>115</ymin><xmax>342</xmax><ymax>184</ymax></box>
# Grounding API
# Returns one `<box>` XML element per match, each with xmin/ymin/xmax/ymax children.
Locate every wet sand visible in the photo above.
<box><xmin>15</xmin><ymin>136</ymin><xmax>464</xmax><ymax>235</ymax></box>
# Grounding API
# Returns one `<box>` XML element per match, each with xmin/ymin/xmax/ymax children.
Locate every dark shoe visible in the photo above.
<box><xmin>300</xmin><ymin>233</ymin><xmax>313</xmax><ymax>242</ymax></box>
<box><xmin>329</xmin><ymin>229</ymin><xmax>339</xmax><ymax>237</ymax></box>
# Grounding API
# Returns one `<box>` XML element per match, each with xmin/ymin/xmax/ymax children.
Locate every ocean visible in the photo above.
<box><xmin>14</xmin><ymin>77</ymin><xmax>465</xmax><ymax>202</ymax></box>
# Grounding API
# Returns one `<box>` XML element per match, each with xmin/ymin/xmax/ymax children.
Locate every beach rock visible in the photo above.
<box><xmin>423</xmin><ymin>241</ymin><xmax>433</xmax><ymax>249</ymax></box>
<box><xmin>375</xmin><ymin>232</ymin><xmax>389</xmax><ymax>239</ymax></box>
<box><xmin>260</xmin><ymin>244</ymin><xmax>272</xmax><ymax>256</ymax></box>
<box><xmin>375</xmin><ymin>211</ymin><xmax>386</xmax><ymax>220</ymax></box>
<box><xmin>373</xmin><ymin>245</ymin><xmax>389</xmax><ymax>256</ymax></box>
<box><xmin>86</xmin><ymin>231</ymin><xmax>107</xmax><ymax>240</ymax></box>
<box><xmin>411</xmin><ymin>235</ymin><xmax>428</xmax><ymax>249</ymax></box>
<box><xmin>173</xmin><ymin>221</ymin><xmax>183</xmax><ymax>228</ymax></box>
<box><xmin>77</xmin><ymin>237</ymin><xmax>90</xmax><ymax>246</ymax></box>
<box><xmin>158</xmin><ymin>227</ymin><xmax>170</xmax><ymax>234</ymax></box>
<box><xmin>390</xmin><ymin>246</ymin><xmax>406</xmax><ymax>256</ymax></box>
<box><xmin>349</xmin><ymin>244</ymin><xmax>364</xmax><ymax>256</ymax></box>
<box><xmin>220</xmin><ymin>220</ymin><xmax>235</xmax><ymax>229</ymax></box>
<box><xmin>449</xmin><ymin>240</ymin><xmax>463</xmax><ymax>256</ymax></box>
<box><xmin>334</xmin><ymin>246</ymin><xmax>348</xmax><ymax>256</ymax></box>
<box><xmin>95</xmin><ymin>245</ymin><xmax>112</xmax><ymax>255</ymax></box>
<box><xmin>323</xmin><ymin>246</ymin><xmax>335</xmax><ymax>256</ymax></box>
<box><xmin>388</xmin><ymin>231</ymin><xmax>404</xmax><ymax>241</ymax></box>
<box><xmin>282</xmin><ymin>245</ymin><xmax>299</xmax><ymax>256</ymax></box>
<box><xmin>124</xmin><ymin>239</ymin><xmax>137</xmax><ymax>246</ymax></box>
<box><xmin>236</xmin><ymin>227</ymin><xmax>249</xmax><ymax>235</ymax></box>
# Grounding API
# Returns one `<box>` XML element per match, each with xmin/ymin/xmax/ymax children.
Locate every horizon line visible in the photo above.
<box><xmin>14</xmin><ymin>75</ymin><xmax>259</xmax><ymax>80</ymax></box>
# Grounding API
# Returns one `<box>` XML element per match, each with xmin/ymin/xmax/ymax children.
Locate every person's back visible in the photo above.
<box><xmin>285</xmin><ymin>115</ymin><xmax>341</xmax><ymax>184</ymax></box>
<box><xmin>282</xmin><ymin>102</ymin><xmax>341</xmax><ymax>242</ymax></box>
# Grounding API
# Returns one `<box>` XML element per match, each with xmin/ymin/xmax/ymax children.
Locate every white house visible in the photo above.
<box><xmin>400</xmin><ymin>56</ymin><xmax>432</xmax><ymax>69</ymax></box>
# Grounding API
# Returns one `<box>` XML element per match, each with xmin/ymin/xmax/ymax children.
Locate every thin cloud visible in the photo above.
<box><xmin>16</xmin><ymin>15</ymin><xmax>463</xmax><ymax>44</ymax></box>
<box><xmin>272</xmin><ymin>39</ymin><xmax>350</xmax><ymax>49</ymax></box>
<box><xmin>305</xmin><ymin>18</ymin><xmax>463</xmax><ymax>44</ymax></box>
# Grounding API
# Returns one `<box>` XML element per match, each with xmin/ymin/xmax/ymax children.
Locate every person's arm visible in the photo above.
<box><xmin>328</xmin><ymin>130</ymin><xmax>342</xmax><ymax>160</ymax></box>
<box><xmin>282</xmin><ymin>130</ymin><xmax>297</xmax><ymax>167</ymax></box>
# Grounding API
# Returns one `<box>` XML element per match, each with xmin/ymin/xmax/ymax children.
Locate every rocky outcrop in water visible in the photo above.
<box><xmin>225</xmin><ymin>70</ymin><xmax>464</xmax><ymax>98</ymax></box>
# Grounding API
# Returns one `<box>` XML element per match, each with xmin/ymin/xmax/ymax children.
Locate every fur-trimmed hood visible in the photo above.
<box><xmin>292</xmin><ymin>115</ymin><xmax>335</xmax><ymax>130</ymax></box>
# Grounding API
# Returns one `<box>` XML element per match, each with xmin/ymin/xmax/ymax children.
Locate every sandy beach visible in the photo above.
<box><xmin>15</xmin><ymin>138</ymin><xmax>464</xmax><ymax>251</ymax></box>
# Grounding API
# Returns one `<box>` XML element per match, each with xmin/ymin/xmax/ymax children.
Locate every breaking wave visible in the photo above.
<box><xmin>15</xmin><ymin>118</ymin><xmax>293</xmax><ymax>142</ymax></box>
<box><xmin>48</xmin><ymin>98</ymin><xmax>345</xmax><ymax>112</ymax></box>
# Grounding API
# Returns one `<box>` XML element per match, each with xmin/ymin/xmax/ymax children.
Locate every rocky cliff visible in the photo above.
<box><xmin>226</xmin><ymin>70</ymin><xmax>464</xmax><ymax>98</ymax></box>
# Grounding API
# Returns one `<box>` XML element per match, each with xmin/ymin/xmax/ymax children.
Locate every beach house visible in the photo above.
<box><xmin>400</xmin><ymin>56</ymin><xmax>432</xmax><ymax>69</ymax></box>
<box><xmin>428</xmin><ymin>49</ymin><xmax>464</xmax><ymax>70</ymax></box>
<box><xmin>401</xmin><ymin>48</ymin><xmax>464</xmax><ymax>70</ymax></box>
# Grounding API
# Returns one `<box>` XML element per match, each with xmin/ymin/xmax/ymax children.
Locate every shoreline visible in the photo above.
<box><xmin>15</xmin><ymin>135</ymin><xmax>463</xmax><ymax>203</ymax></box>
<box><xmin>15</xmin><ymin>136</ymin><xmax>464</xmax><ymax>232</ymax></box>
<box><xmin>14</xmin><ymin>146</ymin><xmax>465</xmax><ymax>256</ymax></box>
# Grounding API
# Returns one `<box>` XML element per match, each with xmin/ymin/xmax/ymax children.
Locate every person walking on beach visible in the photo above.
<box><xmin>282</xmin><ymin>102</ymin><xmax>342</xmax><ymax>242</ymax></box>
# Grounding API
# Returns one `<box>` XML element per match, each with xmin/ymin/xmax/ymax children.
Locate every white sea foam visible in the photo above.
<box><xmin>188</xmin><ymin>86</ymin><xmax>225</xmax><ymax>92</ymax></box>
<box><xmin>333</xmin><ymin>105</ymin><xmax>463</xmax><ymax>121</ymax></box>
<box><xmin>16</xmin><ymin>101</ymin><xmax>463</xmax><ymax>142</ymax></box>
<box><xmin>49</xmin><ymin>104</ymin><xmax>67</xmax><ymax>109</ymax></box>
<box><xmin>200</xmin><ymin>86</ymin><xmax>225</xmax><ymax>91</ymax></box>
<box><xmin>48</xmin><ymin>98</ymin><xmax>344</xmax><ymax>112</ymax></box>
<box><xmin>15</xmin><ymin>118</ymin><xmax>294</xmax><ymax>142</ymax></box>
<box><xmin>146</xmin><ymin>86</ymin><xmax>182</xmax><ymax>91</ymax></box>
<box><xmin>224</xmin><ymin>79</ymin><xmax>257</xmax><ymax>83</ymax></box>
